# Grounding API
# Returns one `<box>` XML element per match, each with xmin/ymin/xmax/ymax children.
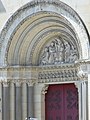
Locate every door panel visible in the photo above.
<box><xmin>64</xmin><ymin>84</ymin><xmax>79</xmax><ymax>120</ymax></box>
<box><xmin>45</xmin><ymin>84</ymin><xmax>79</xmax><ymax>120</ymax></box>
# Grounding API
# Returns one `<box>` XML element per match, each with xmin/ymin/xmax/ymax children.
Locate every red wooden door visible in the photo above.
<box><xmin>45</xmin><ymin>83</ymin><xmax>79</xmax><ymax>120</ymax></box>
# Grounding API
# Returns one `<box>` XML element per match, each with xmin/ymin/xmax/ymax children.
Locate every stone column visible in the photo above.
<box><xmin>34</xmin><ymin>84</ymin><xmax>46</xmax><ymax>120</ymax></box>
<box><xmin>15</xmin><ymin>82</ymin><xmax>22</xmax><ymax>120</ymax></box>
<box><xmin>81</xmin><ymin>81</ymin><xmax>87</xmax><ymax>120</ymax></box>
<box><xmin>10</xmin><ymin>82</ymin><xmax>15</xmax><ymax>120</ymax></box>
<box><xmin>2</xmin><ymin>82</ymin><xmax>10</xmax><ymax>120</ymax></box>
<box><xmin>86</xmin><ymin>81</ymin><xmax>88</xmax><ymax>120</ymax></box>
<box><xmin>88</xmin><ymin>74</ymin><xmax>90</xmax><ymax>120</ymax></box>
<box><xmin>76</xmin><ymin>81</ymin><xmax>87</xmax><ymax>120</ymax></box>
<box><xmin>27</xmin><ymin>83</ymin><xmax>34</xmax><ymax>118</ymax></box>
<box><xmin>22</xmin><ymin>83</ymin><xmax>27</xmax><ymax>120</ymax></box>
<box><xmin>0</xmin><ymin>82</ymin><xmax>2</xmax><ymax>120</ymax></box>
<box><xmin>41</xmin><ymin>84</ymin><xmax>49</xmax><ymax>120</ymax></box>
<box><xmin>75</xmin><ymin>82</ymin><xmax>82</xmax><ymax>120</ymax></box>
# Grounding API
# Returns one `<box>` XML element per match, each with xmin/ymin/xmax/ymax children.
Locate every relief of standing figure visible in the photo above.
<box><xmin>55</xmin><ymin>38</ymin><xmax>64</xmax><ymax>63</ymax></box>
<box><xmin>64</xmin><ymin>42</ymin><xmax>71</xmax><ymax>63</ymax></box>
<box><xmin>40</xmin><ymin>47</ymin><xmax>49</xmax><ymax>65</ymax></box>
<box><xmin>48</xmin><ymin>41</ymin><xmax>56</xmax><ymax>64</ymax></box>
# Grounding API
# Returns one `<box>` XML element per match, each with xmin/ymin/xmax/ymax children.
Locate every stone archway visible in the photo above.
<box><xmin>0</xmin><ymin>0</ymin><xmax>89</xmax><ymax>120</ymax></box>
<box><xmin>0</xmin><ymin>0</ymin><xmax>89</xmax><ymax>67</ymax></box>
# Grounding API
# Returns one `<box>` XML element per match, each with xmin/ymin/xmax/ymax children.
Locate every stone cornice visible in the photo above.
<box><xmin>0</xmin><ymin>60</ymin><xmax>89</xmax><ymax>71</ymax></box>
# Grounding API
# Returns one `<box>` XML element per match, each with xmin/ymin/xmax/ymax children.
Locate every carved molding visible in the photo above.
<box><xmin>11</xmin><ymin>79</ymin><xmax>37</xmax><ymax>86</ymax></box>
<box><xmin>77</xmin><ymin>70</ymin><xmax>87</xmax><ymax>78</ymax></box>
<box><xmin>0</xmin><ymin>61</ymin><xmax>89</xmax><ymax>84</ymax></box>
<box><xmin>38</xmin><ymin>69</ymin><xmax>77</xmax><ymax>79</ymax></box>
<box><xmin>0</xmin><ymin>0</ymin><xmax>89</xmax><ymax>66</ymax></box>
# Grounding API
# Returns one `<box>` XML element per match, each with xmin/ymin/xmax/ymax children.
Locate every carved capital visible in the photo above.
<box><xmin>77</xmin><ymin>69</ymin><xmax>87</xmax><ymax>79</ymax></box>
<box><xmin>41</xmin><ymin>84</ymin><xmax>49</xmax><ymax>94</ymax></box>
<box><xmin>15</xmin><ymin>80</ymin><xmax>22</xmax><ymax>87</ymax></box>
<box><xmin>27</xmin><ymin>80</ymin><xmax>36</xmax><ymax>86</ymax></box>
<box><xmin>3</xmin><ymin>82</ymin><xmax>9</xmax><ymax>87</ymax></box>
<box><xmin>74</xmin><ymin>81</ymin><xmax>83</xmax><ymax>94</ymax></box>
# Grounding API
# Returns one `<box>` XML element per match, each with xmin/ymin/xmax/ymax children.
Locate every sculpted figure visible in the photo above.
<box><xmin>40</xmin><ymin>37</ymin><xmax>78</xmax><ymax>65</ymax></box>
<box><xmin>48</xmin><ymin>41</ymin><xmax>56</xmax><ymax>64</ymax></box>
<box><xmin>55</xmin><ymin>38</ymin><xmax>64</xmax><ymax>63</ymax></box>
<box><xmin>64</xmin><ymin>42</ymin><xmax>71</xmax><ymax>63</ymax></box>
<box><xmin>69</xmin><ymin>48</ymin><xmax>78</xmax><ymax>62</ymax></box>
<box><xmin>40</xmin><ymin>47</ymin><xmax>49</xmax><ymax>65</ymax></box>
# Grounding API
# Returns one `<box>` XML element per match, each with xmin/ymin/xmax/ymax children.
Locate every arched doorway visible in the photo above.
<box><xmin>0</xmin><ymin>0</ymin><xmax>89</xmax><ymax>120</ymax></box>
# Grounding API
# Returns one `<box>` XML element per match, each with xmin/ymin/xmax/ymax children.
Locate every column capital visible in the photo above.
<box><xmin>15</xmin><ymin>80</ymin><xmax>22</xmax><ymax>87</ymax></box>
<box><xmin>0</xmin><ymin>77</ymin><xmax>9</xmax><ymax>84</ymax></box>
<box><xmin>3</xmin><ymin>82</ymin><xmax>9</xmax><ymax>87</ymax></box>
<box><xmin>74</xmin><ymin>81</ymin><xmax>82</xmax><ymax>93</ymax></box>
<box><xmin>27</xmin><ymin>80</ymin><xmax>36</xmax><ymax>86</ymax></box>
<box><xmin>41</xmin><ymin>84</ymin><xmax>49</xmax><ymax>95</ymax></box>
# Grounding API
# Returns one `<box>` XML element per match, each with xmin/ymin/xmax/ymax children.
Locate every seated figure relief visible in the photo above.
<box><xmin>40</xmin><ymin>38</ymin><xmax>78</xmax><ymax>65</ymax></box>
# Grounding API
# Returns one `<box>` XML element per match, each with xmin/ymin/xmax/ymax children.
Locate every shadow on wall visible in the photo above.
<box><xmin>0</xmin><ymin>0</ymin><xmax>6</xmax><ymax>13</ymax></box>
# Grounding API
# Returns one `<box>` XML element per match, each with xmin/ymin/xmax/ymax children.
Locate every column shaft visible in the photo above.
<box><xmin>77</xmin><ymin>82</ymin><xmax>82</xmax><ymax>120</ymax></box>
<box><xmin>10</xmin><ymin>83</ymin><xmax>15</xmax><ymax>120</ymax></box>
<box><xmin>2</xmin><ymin>83</ymin><xmax>10</xmax><ymax>120</ymax></box>
<box><xmin>15</xmin><ymin>84</ymin><xmax>22</xmax><ymax>120</ymax></box>
<box><xmin>27</xmin><ymin>85</ymin><xmax>34</xmax><ymax>118</ymax></box>
<box><xmin>82</xmin><ymin>82</ymin><xmax>87</xmax><ymax>120</ymax></box>
<box><xmin>0</xmin><ymin>83</ymin><xmax>2</xmax><ymax>120</ymax></box>
<box><xmin>88</xmin><ymin>75</ymin><xmax>90</xmax><ymax>120</ymax></box>
<box><xmin>22</xmin><ymin>83</ymin><xmax>27</xmax><ymax>120</ymax></box>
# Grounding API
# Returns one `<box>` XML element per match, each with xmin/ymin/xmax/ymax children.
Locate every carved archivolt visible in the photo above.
<box><xmin>0</xmin><ymin>0</ymin><xmax>89</xmax><ymax>66</ymax></box>
<box><xmin>39</xmin><ymin>37</ymin><xmax>78</xmax><ymax>65</ymax></box>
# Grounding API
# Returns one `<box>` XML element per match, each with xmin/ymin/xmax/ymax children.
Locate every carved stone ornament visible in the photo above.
<box><xmin>38</xmin><ymin>68</ymin><xmax>79</xmax><ymax>83</ymax></box>
<box><xmin>39</xmin><ymin>37</ymin><xmax>78</xmax><ymax>65</ymax></box>
<box><xmin>77</xmin><ymin>69</ymin><xmax>87</xmax><ymax>78</ymax></box>
<box><xmin>41</xmin><ymin>84</ymin><xmax>49</xmax><ymax>94</ymax></box>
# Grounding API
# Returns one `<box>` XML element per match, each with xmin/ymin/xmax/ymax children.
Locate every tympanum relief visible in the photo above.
<box><xmin>40</xmin><ymin>37</ymin><xmax>78</xmax><ymax>65</ymax></box>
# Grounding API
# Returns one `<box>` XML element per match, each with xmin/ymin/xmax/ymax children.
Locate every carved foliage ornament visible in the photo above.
<box><xmin>39</xmin><ymin>37</ymin><xmax>78</xmax><ymax>65</ymax></box>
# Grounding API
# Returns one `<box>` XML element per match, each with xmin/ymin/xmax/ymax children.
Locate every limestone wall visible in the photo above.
<box><xmin>0</xmin><ymin>0</ymin><xmax>90</xmax><ymax>34</ymax></box>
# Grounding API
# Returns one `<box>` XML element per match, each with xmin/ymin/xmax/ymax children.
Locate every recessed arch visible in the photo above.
<box><xmin>0</xmin><ymin>0</ymin><xmax>89</xmax><ymax>66</ymax></box>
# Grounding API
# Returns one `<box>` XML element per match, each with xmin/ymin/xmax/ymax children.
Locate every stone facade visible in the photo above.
<box><xmin>0</xmin><ymin>0</ymin><xmax>90</xmax><ymax>120</ymax></box>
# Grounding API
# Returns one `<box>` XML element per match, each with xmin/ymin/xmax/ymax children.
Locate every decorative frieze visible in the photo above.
<box><xmin>11</xmin><ymin>79</ymin><xmax>36</xmax><ymax>86</ymax></box>
<box><xmin>38</xmin><ymin>63</ymin><xmax>88</xmax><ymax>83</ymax></box>
<box><xmin>38</xmin><ymin>69</ymin><xmax>78</xmax><ymax>79</ymax></box>
<box><xmin>0</xmin><ymin>61</ymin><xmax>88</xmax><ymax>84</ymax></box>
